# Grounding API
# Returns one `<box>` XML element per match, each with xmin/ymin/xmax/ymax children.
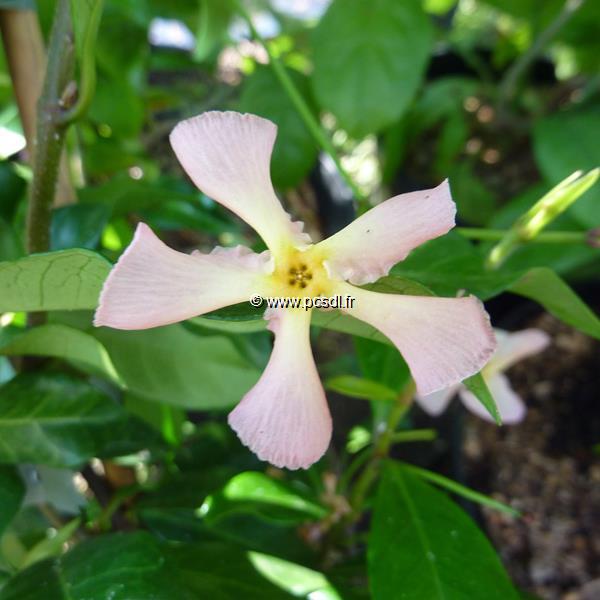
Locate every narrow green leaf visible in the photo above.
<box><xmin>21</xmin><ymin>518</ymin><xmax>82</xmax><ymax>569</ymax></box>
<box><xmin>0</xmin><ymin>249</ymin><xmax>110</xmax><ymax>312</ymax></box>
<box><xmin>402</xmin><ymin>463</ymin><xmax>519</xmax><ymax>517</ymax></box>
<box><xmin>463</xmin><ymin>372</ymin><xmax>501</xmax><ymax>425</ymax></box>
<box><xmin>325</xmin><ymin>375</ymin><xmax>397</xmax><ymax>402</ymax></box>
<box><xmin>369</xmin><ymin>462</ymin><xmax>518</xmax><ymax>600</ymax></box>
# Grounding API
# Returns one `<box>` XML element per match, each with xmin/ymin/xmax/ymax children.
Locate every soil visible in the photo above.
<box><xmin>463</xmin><ymin>312</ymin><xmax>600</xmax><ymax>600</ymax></box>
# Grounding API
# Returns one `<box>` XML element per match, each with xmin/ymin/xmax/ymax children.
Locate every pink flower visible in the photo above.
<box><xmin>94</xmin><ymin>111</ymin><xmax>496</xmax><ymax>469</ymax></box>
<box><xmin>417</xmin><ymin>328</ymin><xmax>550</xmax><ymax>424</ymax></box>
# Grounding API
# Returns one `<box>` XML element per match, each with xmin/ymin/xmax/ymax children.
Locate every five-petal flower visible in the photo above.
<box><xmin>417</xmin><ymin>328</ymin><xmax>550</xmax><ymax>423</ymax></box>
<box><xmin>94</xmin><ymin>111</ymin><xmax>496</xmax><ymax>469</ymax></box>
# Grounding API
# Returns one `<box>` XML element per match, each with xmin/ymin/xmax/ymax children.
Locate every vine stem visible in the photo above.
<box><xmin>233</xmin><ymin>1</ymin><xmax>367</xmax><ymax>208</ymax></box>
<box><xmin>497</xmin><ymin>0</ymin><xmax>585</xmax><ymax>111</ymax></box>
<box><xmin>348</xmin><ymin>381</ymin><xmax>416</xmax><ymax>519</ymax></box>
<box><xmin>26</xmin><ymin>0</ymin><xmax>76</xmax><ymax>255</ymax></box>
<box><xmin>0</xmin><ymin>7</ymin><xmax>76</xmax><ymax>206</ymax></box>
<box><xmin>455</xmin><ymin>227</ymin><xmax>587</xmax><ymax>244</ymax></box>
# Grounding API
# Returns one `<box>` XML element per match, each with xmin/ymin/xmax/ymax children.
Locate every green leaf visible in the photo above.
<box><xmin>238</xmin><ymin>66</ymin><xmax>318</xmax><ymax>189</ymax></box>
<box><xmin>0</xmin><ymin>250</ymin><xmax>110</xmax><ymax>312</ymax></box>
<box><xmin>325</xmin><ymin>375</ymin><xmax>397</xmax><ymax>402</ymax></box>
<box><xmin>0</xmin><ymin>466</ymin><xmax>24</xmax><ymax>537</ymax></box>
<box><xmin>463</xmin><ymin>372</ymin><xmax>501</xmax><ymax>425</ymax></box>
<box><xmin>21</xmin><ymin>518</ymin><xmax>82</xmax><ymax>569</ymax></box>
<box><xmin>533</xmin><ymin>107</ymin><xmax>600</xmax><ymax>227</ymax></box>
<box><xmin>402</xmin><ymin>463</ymin><xmax>519</xmax><ymax>517</ymax></box>
<box><xmin>0</xmin><ymin>324</ymin><xmax>121</xmax><ymax>383</ymax></box>
<box><xmin>449</xmin><ymin>162</ymin><xmax>498</xmax><ymax>225</ymax></box>
<box><xmin>51</xmin><ymin>204</ymin><xmax>111</xmax><ymax>251</ymax></box>
<box><xmin>369</xmin><ymin>462</ymin><xmax>518</xmax><ymax>600</ymax></box>
<box><xmin>202</xmin><ymin>471</ymin><xmax>327</xmax><ymax>525</ymax></box>
<box><xmin>0</xmin><ymin>373</ymin><xmax>127</xmax><ymax>467</ymax></box>
<box><xmin>0</xmin><ymin>533</ymin><xmax>295</xmax><ymax>599</ymax></box>
<box><xmin>509</xmin><ymin>267</ymin><xmax>600</xmax><ymax>340</ymax></box>
<box><xmin>311</xmin><ymin>0</ymin><xmax>433</xmax><ymax>136</ymax></box>
<box><xmin>95</xmin><ymin>324</ymin><xmax>261</xmax><ymax>409</ymax></box>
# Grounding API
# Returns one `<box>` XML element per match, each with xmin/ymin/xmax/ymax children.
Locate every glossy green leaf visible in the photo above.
<box><xmin>369</xmin><ymin>462</ymin><xmax>518</xmax><ymax>600</ymax></box>
<box><xmin>325</xmin><ymin>375</ymin><xmax>397</xmax><ymax>402</ymax></box>
<box><xmin>0</xmin><ymin>532</ymin><xmax>295</xmax><ymax>599</ymax></box>
<box><xmin>239</xmin><ymin>66</ymin><xmax>318</xmax><ymax>189</ymax></box>
<box><xmin>50</xmin><ymin>204</ymin><xmax>111</xmax><ymax>251</ymax></box>
<box><xmin>0</xmin><ymin>324</ymin><xmax>121</xmax><ymax>383</ymax></box>
<box><xmin>311</xmin><ymin>0</ymin><xmax>433</xmax><ymax>136</ymax></box>
<box><xmin>0</xmin><ymin>466</ymin><xmax>24</xmax><ymax>537</ymax></box>
<box><xmin>95</xmin><ymin>324</ymin><xmax>261</xmax><ymax>409</ymax></box>
<box><xmin>0</xmin><ymin>373</ymin><xmax>134</xmax><ymax>467</ymax></box>
<box><xmin>204</xmin><ymin>471</ymin><xmax>327</xmax><ymax>522</ymax></box>
<box><xmin>0</xmin><ymin>250</ymin><xmax>110</xmax><ymax>312</ymax></box>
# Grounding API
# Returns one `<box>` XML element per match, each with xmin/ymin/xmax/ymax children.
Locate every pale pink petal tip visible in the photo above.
<box><xmin>169</xmin><ymin>111</ymin><xmax>311</xmax><ymax>251</ymax></box>
<box><xmin>344</xmin><ymin>285</ymin><xmax>497</xmax><ymax>397</ymax></box>
<box><xmin>94</xmin><ymin>222</ymin><xmax>270</xmax><ymax>330</ymax></box>
<box><xmin>319</xmin><ymin>179</ymin><xmax>456</xmax><ymax>285</ymax></box>
<box><xmin>227</xmin><ymin>309</ymin><xmax>332</xmax><ymax>470</ymax></box>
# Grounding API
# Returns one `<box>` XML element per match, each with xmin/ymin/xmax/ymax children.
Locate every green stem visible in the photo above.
<box><xmin>389</xmin><ymin>428</ymin><xmax>437</xmax><ymax>444</ymax></box>
<box><xmin>234</xmin><ymin>1</ymin><xmax>367</xmax><ymax>207</ymax></box>
<box><xmin>456</xmin><ymin>227</ymin><xmax>587</xmax><ymax>244</ymax></box>
<box><xmin>26</xmin><ymin>0</ymin><xmax>75</xmax><ymax>255</ymax></box>
<box><xmin>497</xmin><ymin>0</ymin><xmax>584</xmax><ymax>111</ymax></box>
<box><xmin>348</xmin><ymin>381</ymin><xmax>415</xmax><ymax>517</ymax></box>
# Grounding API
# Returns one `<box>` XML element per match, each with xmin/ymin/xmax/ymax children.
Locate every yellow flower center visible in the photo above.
<box><xmin>267</xmin><ymin>246</ymin><xmax>332</xmax><ymax>298</ymax></box>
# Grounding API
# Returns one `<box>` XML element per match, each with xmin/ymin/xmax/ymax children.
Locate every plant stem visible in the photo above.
<box><xmin>233</xmin><ymin>1</ymin><xmax>367</xmax><ymax>207</ymax></box>
<box><xmin>497</xmin><ymin>0</ymin><xmax>584</xmax><ymax>111</ymax></box>
<box><xmin>348</xmin><ymin>381</ymin><xmax>415</xmax><ymax>518</ymax></box>
<box><xmin>26</xmin><ymin>0</ymin><xmax>76</xmax><ymax>255</ymax></box>
<box><xmin>0</xmin><ymin>7</ymin><xmax>76</xmax><ymax>206</ymax></box>
<box><xmin>456</xmin><ymin>227</ymin><xmax>587</xmax><ymax>244</ymax></box>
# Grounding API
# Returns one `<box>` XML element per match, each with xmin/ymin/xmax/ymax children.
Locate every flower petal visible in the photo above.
<box><xmin>336</xmin><ymin>282</ymin><xmax>496</xmax><ymax>395</ymax></box>
<box><xmin>170</xmin><ymin>111</ymin><xmax>310</xmax><ymax>252</ymax></box>
<box><xmin>317</xmin><ymin>180</ymin><xmax>455</xmax><ymax>284</ymax></box>
<box><xmin>416</xmin><ymin>385</ymin><xmax>459</xmax><ymax>416</ymax></box>
<box><xmin>228</xmin><ymin>308</ymin><xmax>332</xmax><ymax>470</ymax></box>
<box><xmin>459</xmin><ymin>373</ymin><xmax>525</xmax><ymax>424</ymax></box>
<box><xmin>94</xmin><ymin>223</ymin><xmax>271</xmax><ymax>330</ymax></box>
<box><xmin>487</xmin><ymin>328</ymin><xmax>550</xmax><ymax>375</ymax></box>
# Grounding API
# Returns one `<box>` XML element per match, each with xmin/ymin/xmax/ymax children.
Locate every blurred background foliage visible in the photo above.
<box><xmin>0</xmin><ymin>0</ymin><xmax>599</xmax><ymax>598</ymax></box>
